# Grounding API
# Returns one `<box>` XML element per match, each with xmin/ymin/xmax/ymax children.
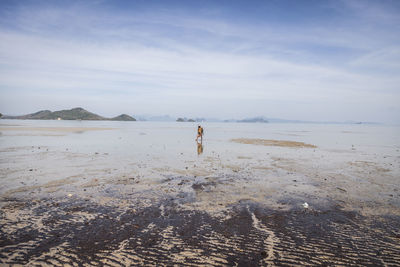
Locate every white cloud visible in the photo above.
<box><xmin>0</xmin><ymin>1</ymin><xmax>399</xmax><ymax>123</ymax></box>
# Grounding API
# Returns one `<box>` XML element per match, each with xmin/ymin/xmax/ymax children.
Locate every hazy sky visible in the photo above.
<box><xmin>0</xmin><ymin>0</ymin><xmax>399</xmax><ymax>122</ymax></box>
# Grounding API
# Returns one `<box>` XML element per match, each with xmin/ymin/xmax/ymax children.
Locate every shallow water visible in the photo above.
<box><xmin>1</xmin><ymin>119</ymin><xmax>399</xmax><ymax>157</ymax></box>
<box><xmin>1</xmin><ymin>119</ymin><xmax>399</xmax><ymax>207</ymax></box>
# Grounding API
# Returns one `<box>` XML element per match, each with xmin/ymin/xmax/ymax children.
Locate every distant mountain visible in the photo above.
<box><xmin>176</xmin><ymin>117</ymin><xmax>198</xmax><ymax>122</ymax></box>
<box><xmin>2</xmin><ymin>108</ymin><xmax>136</xmax><ymax>121</ymax></box>
<box><xmin>238</xmin><ymin>117</ymin><xmax>269</xmax><ymax>123</ymax></box>
<box><xmin>110</xmin><ymin>114</ymin><xmax>136</xmax><ymax>121</ymax></box>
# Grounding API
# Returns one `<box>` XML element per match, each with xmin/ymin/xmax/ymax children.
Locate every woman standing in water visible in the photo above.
<box><xmin>196</xmin><ymin>125</ymin><xmax>204</xmax><ymax>143</ymax></box>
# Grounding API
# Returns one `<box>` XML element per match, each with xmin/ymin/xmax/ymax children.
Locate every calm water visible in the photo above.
<box><xmin>1</xmin><ymin>119</ymin><xmax>399</xmax><ymax>156</ymax></box>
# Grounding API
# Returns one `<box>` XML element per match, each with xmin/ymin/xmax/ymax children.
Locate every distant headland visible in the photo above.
<box><xmin>1</xmin><ymin>108</ymin><xmax>136</xmax><ymax>121</ymax></box>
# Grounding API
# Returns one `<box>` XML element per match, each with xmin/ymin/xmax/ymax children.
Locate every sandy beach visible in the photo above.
<box><xmin>1</xmin><ymin>121</ymin><xmax>399</xmax><ymax>266</ymax></box>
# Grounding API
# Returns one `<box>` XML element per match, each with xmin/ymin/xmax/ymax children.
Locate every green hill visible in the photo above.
<box><xmin>2</xmin><ymin>108</ymin><xmax>136</xmax><ymax>121</ymax></box>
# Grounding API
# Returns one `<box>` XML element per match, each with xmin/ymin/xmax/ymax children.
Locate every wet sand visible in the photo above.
<box><xmin>231</xmin><ymin>138</ymin><xmax>317</xmax><ymax>148</ymax></box>
<box><xmin>1</xmin><ymin>123</ymin><xmax>400</xmax><ymax>265</ymax></box>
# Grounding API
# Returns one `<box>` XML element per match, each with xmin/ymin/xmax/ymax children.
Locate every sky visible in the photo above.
<box><xmin>0</xmin><ymin>0</ymin><xmax>399</xmax><ymax>123</ymax></box>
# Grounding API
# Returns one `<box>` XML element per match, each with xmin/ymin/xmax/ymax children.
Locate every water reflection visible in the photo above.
<box><xmin>197</xmin><ymin>141</ymin><xmax>203</xmax><ymax>155</ymax></box>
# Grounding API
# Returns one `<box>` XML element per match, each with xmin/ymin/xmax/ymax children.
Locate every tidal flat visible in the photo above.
<box><xmin>1</xmin><ymin>120</ymin><xmax>400</xmax><ymax>266</ymax></box>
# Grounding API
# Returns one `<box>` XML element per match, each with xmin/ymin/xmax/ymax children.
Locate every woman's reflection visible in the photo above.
<box><xmin>197</xmin><ymin>141</ymin><xmax>203</xmax><ymax>155</ymax></box>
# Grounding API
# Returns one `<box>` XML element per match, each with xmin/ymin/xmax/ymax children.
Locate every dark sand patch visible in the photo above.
<box><xmin>231</xmin><ymin>138</ymin><xmax>317</xmax><ymax>148</ymax></box>
<box><xmin>1</xmin><ymin>197</ymin><xmax>399</xmax><ymax>266</ymax></box>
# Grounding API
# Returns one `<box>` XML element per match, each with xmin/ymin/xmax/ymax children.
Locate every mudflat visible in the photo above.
<box><xmin>1</xmin><ymin>121</ymin><xmax>399</xmax><ymax>266</ymax></box>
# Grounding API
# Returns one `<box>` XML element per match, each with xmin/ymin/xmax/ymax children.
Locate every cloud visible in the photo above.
<box><xmin>0</xmin><ymin>0</ymin><xmax>399</xmax><ymax>122</ymax></box>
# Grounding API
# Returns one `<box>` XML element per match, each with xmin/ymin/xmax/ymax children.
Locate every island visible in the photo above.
<box><xmin>2</xmin><ymin>108</ymin><xmax>136</xmax><ymax>121</ymax></box>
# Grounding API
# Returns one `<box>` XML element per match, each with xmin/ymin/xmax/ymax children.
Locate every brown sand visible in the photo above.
<box><xmin>231</xmin><ymin>138</ymin><xmax>317</xmax><ymax>148</ymax></box>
